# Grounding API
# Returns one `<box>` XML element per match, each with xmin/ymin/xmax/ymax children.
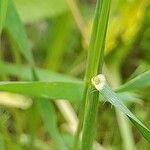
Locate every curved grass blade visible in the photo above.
<box><xmin>92</xmin><ymin>74</ymin><xmax>150</xmax><ymax>143</ymax></box>
<box><xmin>5</xmin><ymin>0</ymin><xmax>34</xmax><ymax>65</ymax></box>
<box><xmin>0</xmin><ymin>61</ymin><xmax>81</xmax><ymax>83</ymax></box>
<box><xmin>117</xmin><ymin>70</ymin><xmax>150</xmax><ymax>92</ymax></box>
<box><xmin>0</xmin><ymin>81</ymin><xmax>83</xmax><ymax>103</ymax></box>
<box><xmin>0</xmin><ymin>61</ymin><xmax>140</xmax><ymax>104</ymax></box>
<box><xmin>0</xmin><ymin>62</ymin><xmax>141</xmax><ymax>104</ymax></box>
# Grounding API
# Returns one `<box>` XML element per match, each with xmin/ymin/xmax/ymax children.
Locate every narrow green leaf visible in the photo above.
<box><xmin>0</xmin><ymin>0</ymin><xmax>8</xmax><ymax>35</ymax></box>
<box><xmin>0</xmin><ymin>61</ymin><xmax>139</xmax><ymax>104</ymax></box>
<box><xmin>127</xmin><ymin>64</ymin><xmax>150</xmax><ymax>81</ymax></box>
<box><xmin>80</xmin><ymin>0</ymin><xmax>111</xmax><ymax>150</ymax></box>
<box><xmin>103</xmin><ymin>84</ymin><xmax>150</xmax><ymax>142</ymax></box>
<box><xmin>117</xmin><ymin>70</ymin><xmax>150</xmax><ymax>92</ymax></box>
<box><xmin>0</xmin><ymin>61</ymin><xmax>81</xmax><ymax>83</ymax></box>
<box><xmin>0</xmin><ymin>81</ymin><xmax>83</xmax><ymax>103</ymax></box>
<box><xmin>5</xmin><ymin>0</ymin><xmax>34</xmax><ymax>65</ymax></box>
<box><xmin>92</xmin><ymin>75</ymin><xmax>150</xmax><ymax>142</ymax></box>
<box><xmin>117</xmin><ymin>92</ymin><xmax>141</xmax><ymax>103</ymax></box>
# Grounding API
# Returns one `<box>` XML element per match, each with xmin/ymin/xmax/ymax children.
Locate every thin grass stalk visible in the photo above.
<box><xmin>78</xmin><ymin>0</ymin><xmax>111</xmax><ymax>150</ymax></box>
<box><xmin>72</xmin><ymin>1</ymin><xmax>102</xmax><ymax>149</ymax></box>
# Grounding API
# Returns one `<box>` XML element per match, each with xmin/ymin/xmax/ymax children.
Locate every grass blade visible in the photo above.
<box><xmin>0</xmin><ymin>81</ymin><xmax>83</xmax><ymax>103</ymax></box>
<box><xmin>0</xmin><ymin>63</ymin><xmax>140</xmax><ymax>104</ymax></box>
<box><xmin>80</xmin><ymin>1</ymin><xmax>111</xmax><ymax>150</ymax></box>
<box><xmin>5</xmin><ymin>0</ymin><xmax>34</xmax><ymax>65</ymax></box>
<box><xmin>117</xmin><ymin>70</ymin><xmax>150</xmax><ymax>92</ymax></box>
<box><xmin>0</xmin><ymin>61</ymin><xmax>81</xmax><ymax>83</ymax></box>
<box><xmin>92</xmin><ymin>74</ymin><xmax>150</xmax><ymax>143</ymax></box>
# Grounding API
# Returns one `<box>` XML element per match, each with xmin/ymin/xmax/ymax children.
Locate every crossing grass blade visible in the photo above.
<box><xmin>117</xmin><ymin>70</ymin><xmax>150</xmax><ymax>92</ymax></box>
<box><xmin>0</xmin><ymin>62</ymin><xmax>141</xmax><ymax>105</ymax></box>
<box><xmin>0</xmin><ymin>61</ymin><xmax>81</xmax><ymax>83</ymax></box>
<box><xmin>0</xmin><ymin>81</ymin><xmax>83</xmax><ymax>103</ymax></box>
<box><xmin>99</xmin><ymin>82</ymin><xmax>150</xmax><ymax>143</ymax></box>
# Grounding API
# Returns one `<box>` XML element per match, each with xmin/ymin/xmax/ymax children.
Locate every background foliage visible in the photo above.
<box><xmin>0</xmin><ymin>0</ymin><xmax>150</xmax><ymax>149</ymax></box>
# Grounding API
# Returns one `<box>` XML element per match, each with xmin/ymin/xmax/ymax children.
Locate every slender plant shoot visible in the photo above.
<box><xmin>92</xmin><ymin>74</ymin><xmax>150</xmax><ymax>143</ymax></box>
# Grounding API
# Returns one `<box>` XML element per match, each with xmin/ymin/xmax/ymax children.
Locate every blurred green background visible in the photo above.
<box><xmin>0</xmin><ymin>0</ymin><xmax>150</xmax><ymax>149</ymax></box>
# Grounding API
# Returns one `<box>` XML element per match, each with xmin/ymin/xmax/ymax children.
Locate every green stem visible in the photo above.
<box><xmin>72</xmin><ymin>84</ymin><xmax>88</xmax><ymax>150</ymax></box>
<box><xmin>81</xmin><ymin>87</ymin><xmax>99</xmax><ymax>150</ymax></box>
<box><xmin>72</xmin><ymin>1</ymin><xmax>102</xmax><ymax>149</ymax></box>
<box><xmin>80</xmin><ymin>0</ymin><xmax>111</xmax><ymax>150</ymax></box>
